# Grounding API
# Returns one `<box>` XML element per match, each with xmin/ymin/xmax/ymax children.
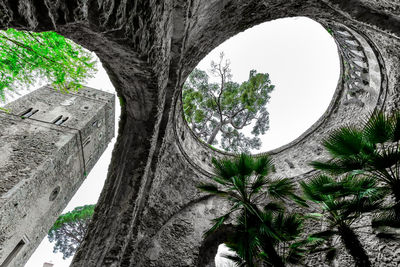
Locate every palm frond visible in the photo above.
<box><xmin>212</xmin><ymin>157</ymin><xmax>238</xmax><ymax>180</ymax></box>
<box><xmin>290</xmin><ymin>193</ymin><xmax>309</xmax><ymax>207</ymax></box>
<box><xmin>367</xmin><ymin>148</ymin><xmax>400</xmax><ymax>175</ymax></box>
<box><xmin>253</xmin><ymin>154</ymin><xmax>274</xmax><ymax>176</ymax></box>
<box><xmin>204</xmin><ymin>213</ymin><xmax>230</xmax><ymax>236</ymax></box>
<box><xmin>197</xmin><ymin>183</ymin><xmax>228</xmax><ymax>197</ymax></box>
<box><xmin>391</xmin><ymin>111</ymin><xmax>400</xmax><ymax>142</ymax></box>
<box><xmin>267</xmin><ymin>178</ymin><xmax>295</xmax><ymax>200</ymax></box>
<box><xmin>213</xmin><ymin>176</ymin><xmax>231</xmax><ymax>186</ymax></box>
<box><xmin>250</xmin><ymin>175</ymin><xmax>268</xmax><ymax>196</ymax></box>
<box><xmin>273</xmin><ymin>213</ymin><xmax>304</xmax><ymax>241</ymax></box>
<box><xmin>263</xmin><ymin>202</ymin><xmax>284</xmax><ymax>213</ymax></box>
<box><xmin>363</xmin><ymin>111</ymin><xmax>393</xmax><ymax>144</ymax></box>
<box><xmin>323</xmin><ymin>127</ymin><xmax>365</xmax><ymax>158</ymax></box>
<box><xmin>236</xmin><ymin>153</ymin><xmax>254</xmax><ymax>177</ymax></box>
<box><xmin>300</xmin><ymin>175</ymin><xmax>335</xmax><ymax>202</ymax></box>
<box><xmin>220</xmin><ymin>253</ymin><xmax>244</xmax><ymax>267</ymax></box>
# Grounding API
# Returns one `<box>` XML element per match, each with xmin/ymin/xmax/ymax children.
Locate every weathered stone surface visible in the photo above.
<box><xmin>0</xmin><ymin>0</ymin><xmax>399</xmax><ymax>266</ymax></box>
<box><xmin>0</xmin><ymin>86</ymin><xmax>114</xmax><ymax>266</ymax></box>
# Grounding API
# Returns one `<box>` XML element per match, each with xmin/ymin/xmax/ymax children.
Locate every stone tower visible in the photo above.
<box><xmin>0</xmin><ymin>0</ymin><xmax>400</xmax><ymax>266</ymax></box>
<box><xmin>0</xmin><ymin>86</ymin><xmax>114</xmax><ymax>267</ymax></box>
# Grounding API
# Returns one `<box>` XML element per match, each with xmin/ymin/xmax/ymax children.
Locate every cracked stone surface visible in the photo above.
<box><xmin>0</xmin><ymin>0</ymin><xmax>400</xmax><ymax>266</ymax></box>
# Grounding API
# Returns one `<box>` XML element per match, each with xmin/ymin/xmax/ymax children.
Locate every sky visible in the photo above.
<box><xmin>21</xmin><ymin>16</ymin><xmax>339</xmax><ymax>266</ymax></box>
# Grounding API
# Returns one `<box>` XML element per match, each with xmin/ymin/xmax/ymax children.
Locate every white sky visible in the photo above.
<box><xmin>23</xmin><ymin>16</ymin><xmax>339</xmax><ymax>266</ymax></box>
<box><xmin>197</xmin><ymin>17</ymin><xmax>340</xmax><ymax>152</ymax></box>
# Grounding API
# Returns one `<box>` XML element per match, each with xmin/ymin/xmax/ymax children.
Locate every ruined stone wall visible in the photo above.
<box><xmin>132</xmin><ymin>18</ymin><xmax>400</xmax><ymax>266</ymax></box>
<box><xmin>0</xmin><ymin>86</ymin><xmax>114</xmax><ymax>267</ymax></box>
<box><xmin>0</xmin><ymin>1</ymin><xmax>399</xmax><ymax>266</ymax></box>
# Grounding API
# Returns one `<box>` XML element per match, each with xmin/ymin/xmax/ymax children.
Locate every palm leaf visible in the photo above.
<box><xmin>367</xmin><ymin>147</ymin><xmax>400</xmax><ymax>174</ymax></box>
<box><xmin>274</xmin><ymin>213</ymin><xmax>303</xmax><ymax>241</ymax></box>
<box><xmin>263</xmin><ymin>202</ymin><xmax>284</xmax><ymax>213</ymax></box>
<box><xmin>204</xmin><ymin>214</ymin><xmax>230</xmax><ymax>236</ymax></box>
<box><xmin>391</xmin><ymin>111</ymin><xmax>400</xmax><ymax>142</ymax></box>
<box><xmin>250</xmin><ymin>175</ymin><xmax>268</xmax><ymax>196</ymax></box>
<box><xmin>268</xmin><ymin>178</ymin><xmax>295</xmax><ymax>200</ymax></box>
<box><xmin>220</xmin><ymin>253</ymin><xmax>244</xmax><ymax>267</ymax></box>
<box><xmin>290</xmin><ymin>193</ymin><xmax>309</xmax><ymax>207</ymax></box>
<box><xmin>212</xmin><ymin>157</ymin><xmax>238</xmax><ymax>180</ymax></box>
<box><xmin>253</xmin><ymin>155</ymin><xmax>274</xmax><ymax>176</ymax></box>
<box><xmin>197</xmin><ymin>183</ymin><xmax>227</xmax><ymax>196</ymax></box>
<box><xmin>323</xmin><ymin>127</ymin><xmax>365</xmax><ymax>158</ymax></box>
<box><xmin>236</xmin><ymin>153</ymin><xmax>254</xmax><ymax>177</ymax></box>
<box><xmin>363</xmin><ymin>111</ymin><xmax>393</xmax><ymax>144</ymax></box>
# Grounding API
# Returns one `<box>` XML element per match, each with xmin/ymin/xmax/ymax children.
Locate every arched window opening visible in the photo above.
<box><xmin>20</xmin><ymin>108</ymin><xmax>39</xmax><ymax>118</ymax></box>
<box><xmin>197</xmin><ymin>225</ymin><xmax>235</xmax><ymax>267</ymax></box>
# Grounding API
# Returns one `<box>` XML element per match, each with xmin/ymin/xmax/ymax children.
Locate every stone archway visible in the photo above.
<box><xmin>1</xmin><ymin>1</ymin><xmax>400</xmax><ymax>266</ymax></box>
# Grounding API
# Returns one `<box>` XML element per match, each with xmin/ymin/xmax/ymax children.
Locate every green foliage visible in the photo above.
<box><xmin>0</xmin><ymin>28</ymin><xmax>97</xmax><ymax>100</ymax></box>
<box><xmin>183</xmin><ymin>53</ymin><xmax>274</xmax><ymax>153</ymax></box>
<box><xmin>0</xmin><ymin>106</ymin><xmax>10</xmax><ymax>113</ymax></box>
<box><xmin>299</xmin><ymin>174</ymin><xmax>383</xmax><ymax>266</ymax></box>
<box><xmin>311</xmin><ymin>111</ymin><xmax>400</xmax><ymax>226</ymax></box>
<box><xmin>199</xmin><ymin>154</ymin><xmax>305</xmax><ymax>266</ymax></box>
<box><xmin>48</xmin><ymin>205</ymin><xmax>95</xmax><ymax>259</ymax></box>
<box><xmin>118</xmin><ymin>96</ymin><xmax>126</xmax><ymax>107</ymax></box>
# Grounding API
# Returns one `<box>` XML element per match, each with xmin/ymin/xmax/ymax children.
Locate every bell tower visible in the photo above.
<box><xmin>0</xmin><ymin>85</ymin><xmax>115</xmax><ymax>267</ymax></box>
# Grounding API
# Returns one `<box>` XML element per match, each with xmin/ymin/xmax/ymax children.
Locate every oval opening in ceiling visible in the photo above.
<box><xmin>182</xmin><ymin>17</ymin><xmax>340</xmax><ymax>153</ymax></box>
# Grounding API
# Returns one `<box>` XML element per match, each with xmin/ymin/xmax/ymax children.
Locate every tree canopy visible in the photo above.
<box><xmin>0</xmin><ymin>28</ymin><xmax>97</xmax><ymax>100</ymax></box>
<box><xmin>48</xmin><ymin>204</ymin><xmax>95</xmax><ymax>259</ymax></box>
<box><xmin>182</xmin><ymin>53</ymin><xmax>274</xmax><ymax>153</ymax></box>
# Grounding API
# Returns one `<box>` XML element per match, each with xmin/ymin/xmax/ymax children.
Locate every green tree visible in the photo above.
<box><xmin>300</xmin><ymin>174</ymin><xmax>383</xmax><ymax>267</ymax></box>
<box><xmin>48</xmin><ymin>205</ymin><xmax>95</xmax><ymax>259</ymax></box>
<box><xmin>0</xmin><ymin>28</ymin><xmax>97</xmax><ymax>100</ymax></box>
<box><xmin>311</xmin><ymin>111</ymin><xmax>400</xmax><ymax>227</ymax></box>
<box><xmin>198</xmin><ymin>154</ymin><xmax>305</xmax><ymax>266</ymax></box>
<box><xmin>182</xmin><ymin>53</ymin><xmax>274</xmax><ymax>153</ymax></box>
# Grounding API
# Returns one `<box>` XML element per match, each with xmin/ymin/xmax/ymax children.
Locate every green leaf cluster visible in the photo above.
<box><xmin>199</xmin><ymin>154</ymin><xmax>305</xmax><ymax>266</ymax></box>
<box><xmin>0</xmin><ymin>28</ymin><xmax>97</xmax><ymax>100</ymax></box>
<box><xmin>182</xmin><ymin>53</ymin><xmax>274</xmax><ymax>153</ymax></box>
<box><xmin>311</xmin><ymin>111</ymin><xmax>400</xmax><ymax>226</ymax></box>
<box><xmin>48</xmin><ymin>204</ymin><xmax>95</xmax><ymax>259</ymax></box>
<box><xmin>199</xmin><ymin>109</ymin><xmax>400</xmax><ymax>266</ymax></box>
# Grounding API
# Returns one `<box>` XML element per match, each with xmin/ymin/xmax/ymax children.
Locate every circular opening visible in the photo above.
<box><xmin>49</xmin><ymin>186</ymin><xmax>60</xmax><ymax>201</ymax></box>
<box><xmin>182</xmin><ymin>17</ymin><xmax>340</xmax><ymax>153</ymax></box>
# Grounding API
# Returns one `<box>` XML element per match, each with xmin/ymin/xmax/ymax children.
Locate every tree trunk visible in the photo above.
<box><xmin>207</xmin><ymin>123</ymin><xmax>221</xmax><ymax>144</ymax></box>
<box><xmin>338</xmin><ymin>224</ymin><xmax>371</xmax><ymax>267</ymax></box>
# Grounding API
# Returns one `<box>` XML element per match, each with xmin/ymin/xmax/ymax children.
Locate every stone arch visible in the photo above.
<box><xmin>0</xmin><ymin>1</ymin><xmax>400</xmax><ymax>266</ymax></box>
<box><xmin>196</xmin><ymin>225</ymin><xmax>235</xmax><ymax>267</ymax></box>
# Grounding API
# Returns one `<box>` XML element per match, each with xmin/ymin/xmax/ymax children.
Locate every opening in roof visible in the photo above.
<box><xmin>181</xmin><ymin>17</ymin><xmax>340</xmax><ymax>154</ymax></box>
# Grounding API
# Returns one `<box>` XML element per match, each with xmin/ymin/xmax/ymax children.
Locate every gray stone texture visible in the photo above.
<box><xmin>0</xmin><ymin>0</ymin><xmax>399</xmax><ymax>266</ymax></box>
<box><xmin>0</xmin><ymin>86</ymin><xmax>114</xmax><ymax>266</ymax></box>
